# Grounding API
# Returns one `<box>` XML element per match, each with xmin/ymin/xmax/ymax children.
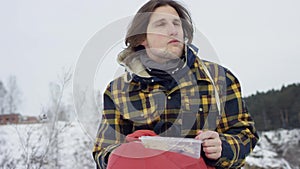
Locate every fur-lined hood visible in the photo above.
<box><xmin>117</xmin><ymin>48</ymin><xmax>151</xmax><ymax>78</ymax></box>
<box><xmin>117</xmin><ymin>45</ymin><xmax>199</xmax><ymax>80</ymax></box>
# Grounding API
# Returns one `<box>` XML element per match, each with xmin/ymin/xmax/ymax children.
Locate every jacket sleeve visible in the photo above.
<box><xmin>92</xmin><ymin>83</ymin><xmax>132</xmax><ymax>169</ymax></box>
<box><xmin>205</xmin><ymin>69</ymin><xmax>259</xmax><ymax>168</ymax></box>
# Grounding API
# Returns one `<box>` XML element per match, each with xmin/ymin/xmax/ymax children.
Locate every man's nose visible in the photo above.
<box><xmin>168</xmin><ymin>23</ymin><xmax>178</xmax><ymax>36</ymax></box>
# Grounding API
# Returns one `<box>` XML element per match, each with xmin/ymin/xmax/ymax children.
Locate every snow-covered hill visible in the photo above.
<box><xmin>1</xmin><ymin>122</ymin><xmax>299</xmax><ymax>169</ymax></box>
<box><xmin>245</xmin><ymin>129</ymin><xmax>300</xmax><ymax>169</ymax></box>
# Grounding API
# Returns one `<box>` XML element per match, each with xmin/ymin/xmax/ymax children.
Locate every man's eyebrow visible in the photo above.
<box><xmin>173</xmin><ymin>18</ymin><xmax>181</xmax><ymax>23</ymax></box>
<box><xmin>152</xmin><ymin>18</ymin><xmax>167</xmax><ymax>24</ymax></box>
<box><xmin>152</xmin><ymin>18</ymin><xmax>181</xmax><ymax>24</ymax></box>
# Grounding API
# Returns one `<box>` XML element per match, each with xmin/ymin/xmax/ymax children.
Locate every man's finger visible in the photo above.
<box><xmin>197</xmin><ymin>130</ymin><xmax>219</xmax><ymax>140</ymax></box>
<box><xmin>202</xmin><ymin>138</ymin><xmax>222</xmax><ymax>147</ymax></box>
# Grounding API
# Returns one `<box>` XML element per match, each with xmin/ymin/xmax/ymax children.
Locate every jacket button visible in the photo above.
<box><xmin>167</xmin><ymin>96</ymin><xmax>171</xmax><ymax>100</ymax></box>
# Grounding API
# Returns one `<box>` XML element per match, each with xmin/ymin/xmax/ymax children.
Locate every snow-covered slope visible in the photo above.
<box><xmin>245</xmin><ymin>129</ymin><xmax>300</xmax><ymax>169</ymax></box>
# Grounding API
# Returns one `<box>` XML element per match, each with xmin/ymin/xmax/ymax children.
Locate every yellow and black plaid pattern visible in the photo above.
<box><xmin>93</xmin><ymin>58</ymin><xmax>259</xmax><ymax>169</ymax></box>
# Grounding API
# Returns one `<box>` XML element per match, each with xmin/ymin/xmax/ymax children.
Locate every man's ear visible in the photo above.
<box><xmin>141</xmin><ymin>39</ymin><xmax>148</xmax><ymax>47</ymax></box>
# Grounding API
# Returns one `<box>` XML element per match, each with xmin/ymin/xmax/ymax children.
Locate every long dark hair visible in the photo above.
<box><xmin>125</xmin><ymin>0</ymin><xmax>194</xmax><ymax>51</ymax></box>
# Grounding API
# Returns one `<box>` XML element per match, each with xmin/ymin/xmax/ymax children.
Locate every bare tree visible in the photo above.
<box><xmin>48</xmin><ymin>67</ymin><xmax>72</xmax><ymax>123</ymax></box>
<box><xmin>4</xmin><ymin>75</ymin><xmax>22</xmax><ymax>114</ymax></box>
<box><xmin>0</xmin><ymin>81</ymin><xmax>7</xmax><ymax>114</ymax></box>
<box><xmin>39</xmin><ymin>67</ymin><xmax>73</xmax><ymax>169</ymax></box>
<box><xmin>11</xmin><ymin>68</ymin><xmax>74</xmax><ymax>169</ymax></box>
<box><xmin>1</xmin><ymin>67</ymin><xmax>97</xmax><ymax>169</ymax></box>
<box><xmin>0</xmin><ymin>139</ymin><xmax>17</xmax><ymax>169</ymax></box>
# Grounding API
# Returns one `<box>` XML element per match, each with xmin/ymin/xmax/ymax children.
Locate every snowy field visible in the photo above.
<box><xmin>0</xmin><ymin>122</ymin><xmax>299</xmax><ymax>169</ymax></box>
<box><xmin>0</xmin><ymin>122</ymin><xmax>96</xmax><ymax>169</ymax></box>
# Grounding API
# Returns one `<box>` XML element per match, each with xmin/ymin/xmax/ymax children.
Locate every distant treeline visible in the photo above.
<box><xmin>244</xmin><ymin>83</ymin><xmax>300</xmax><ymax>131</ymax></box>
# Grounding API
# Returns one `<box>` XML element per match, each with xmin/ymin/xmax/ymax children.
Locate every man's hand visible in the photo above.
<box><xmin>195</xmin><ymin>130</ymin><xmax>222</xmax><ymax>160</ymax></box>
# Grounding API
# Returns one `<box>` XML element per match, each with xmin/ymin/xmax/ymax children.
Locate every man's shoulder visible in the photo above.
<box><xmin>108</xmin><ymin>73</ymin><xmax>127</xmax><ymax>85</ymax></box>
<box><xmin>194</xmin><ymin>58</ymin><xmax>228</xmax><ymax>75</ymax></box>
<box><xmin>201</xmin><ymin>59</ymin><xmax>227</xmax><ymax>71</ymax></box>
<box><xmin>194</xmin><ymin>58</ymin><xmax>239</xmax><ymax>85</ymax></box>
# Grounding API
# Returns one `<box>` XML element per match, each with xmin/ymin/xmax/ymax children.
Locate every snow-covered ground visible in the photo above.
<box><xmin>245</xmin><ymin>129</ymin><xmax>300</xmax><ymax>169</ymax></box>
<box><xmin>0</xmin><ymin>122</ymin><xmax>95</xmax><ymax>169</ymax></box>
<box><xmin>1</xmin><ymin>122</ymin><xmax>299</xmax><ymax>169</ymax></box>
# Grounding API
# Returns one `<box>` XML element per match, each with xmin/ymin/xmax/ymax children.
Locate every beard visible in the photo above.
<box><xmin>146</xmin><ymin>45</ymin><xmax>183</xmax><ymax>62</ymax></box>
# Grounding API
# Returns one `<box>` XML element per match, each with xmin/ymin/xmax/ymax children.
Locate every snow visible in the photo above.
<box><xmin>245</xmin><ymin>129</ymin><xmax>300</xmax><ymax>169</ymax></box>
<box><xmin>1</xmin><ymin>122</ymin><xmax>300</xmax><ymax>169</ymax></box>
<box><xmin>0</xmin><ymin>122</ymin><xmax>96</xmax><ymax>169</ymax></box>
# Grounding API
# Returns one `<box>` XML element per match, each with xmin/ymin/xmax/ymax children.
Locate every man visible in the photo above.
<box><xmin>93</xmin><ymin>0</ymin><xmax>259</xmax><ymax>168</ymax></box>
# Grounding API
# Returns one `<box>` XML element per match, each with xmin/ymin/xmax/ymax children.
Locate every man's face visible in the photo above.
<box><xmin>142</xmin><ymin>5</ymin><xmax>184</xmax><ymax>63</ymax></box>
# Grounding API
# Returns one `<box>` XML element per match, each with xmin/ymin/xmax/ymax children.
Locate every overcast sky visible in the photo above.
<box><xmin>1</xmin><ymin>0</ymin><xmax>300</xmax><ymax>116</ymax></box>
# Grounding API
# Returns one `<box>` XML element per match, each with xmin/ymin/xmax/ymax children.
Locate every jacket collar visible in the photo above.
<box><xmin>117</xmin><ymin>44</ymin><xmax>212</xmax><ymax>90</ymax></box>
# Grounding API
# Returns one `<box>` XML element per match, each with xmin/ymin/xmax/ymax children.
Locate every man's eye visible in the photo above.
<box><xmin>156</xmin><ymin>22</ymin><xmax>166</xmax><ymax>27</ymax></box>
<box><xmin>174</xmin><ymin>22</ymin><xmax>181</xmax><ymax>26</ymax></box>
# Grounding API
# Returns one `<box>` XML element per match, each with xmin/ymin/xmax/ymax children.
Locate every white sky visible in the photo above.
<box><xmin>1</xmin><ymin>0</ymin><xmax>300</xmax><ymax>115</ymax></box>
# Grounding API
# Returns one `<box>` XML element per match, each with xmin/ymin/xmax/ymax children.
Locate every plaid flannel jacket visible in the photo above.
<box><xmin>93</xmin><ymin>46</ymin><xmax>259</xmax><ymax>169</ymax></box>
